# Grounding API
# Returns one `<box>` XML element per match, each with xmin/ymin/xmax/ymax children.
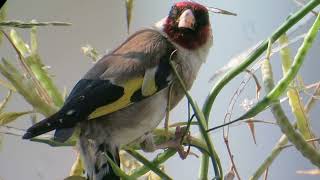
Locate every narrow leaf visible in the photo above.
<box><xmin>0</xmin><ymin>20</ymin><xmax>71</xmax><ymax>28</ymax></box>
<box><xmin>247</xmin><ymin>119</ymin><xmax>257</xmax><ymax>144</ymax></box>
<box><xmin>26</xmin><ymin>54</ymin><xmax>64</xmax><ymax>107</ymax></box>
<box><xmin>126</xmin><ymin>149</ymin><xmax>172</xmax><ymax>180</ymax></box>
<box><xmin>30</xmin><ymin>26</ymin><xmax>38</xmax><ymax>54</ymax></box>
<box><xmin>125</xmin><ymin>0</ymin><xmax>134</xmax><ymax>33</ymax></box>
<box><xmin>0</xmin><ymin>78</ymin><xmax>16</xmax><ymax>91</ymax></box>
<box><xmin>0</xmin><ymin>2</ymin><xmax>7</xmax><ymax>45</ymax></box>
<box><xmin>0</xmin><ymin>111</ymin><xmax>32</xmax><ymax>125</ymax></box>
<box><xmin>103</xmin><ymin>153</ymin><xmax>133</xmax><ymax>180</ymax></box>
<box><xmin>9</xmin><ymin>29</ymin><xmax>31</xmax><ymax>56</ymax></box>
<box><xmin>279</xmin><ymin>34</ymin><xmax>315</xmax><ymax>146</ymax></box>
<box><xmin>0</xmin><ymin>58</ymin><xmax>56</xmax><ymax>116</ymax></box>
<box><xmin>0</xmin><ymin>90</ymin><xmax>12</xmax><ymax>112</ymax></box>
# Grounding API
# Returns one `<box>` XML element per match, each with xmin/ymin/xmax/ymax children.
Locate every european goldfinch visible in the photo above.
<box><xmin>23</xmin><ymin>1</ymin><xmax>213</xmax><ymax>179</ymax></box>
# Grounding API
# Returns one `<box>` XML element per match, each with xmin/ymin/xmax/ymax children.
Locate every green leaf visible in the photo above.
<box><xmin>0</xmin><ymin>78</ymin><xmax>16</xmax><ymax>91</ymax></box>
<box><xmin>104</xmin><ymin>153</ymin><xmax>133</xmax><ymax>180</ymax></box>
<box><xmin>7</xmin><ymin>28</ymin><xmax>64</xmax><ymax>107</ymax></box>
<box><xmin>0</xmin><ymin>58</ymin><xmax>56</xmax><ymax>116</ymax></box>
<box><xmin>9</xmin><ymin>29</ymin><xmax>31</xmax><ymax>56</ymax></box>
<box><xmin>25</xmin><ymin>54</ymin><xmax>64</xmax><ymax>107</ymax></box>
<box><xmin>126</xmin><ymin>149</ymin><xmax>172</xmax><ymax>180</ymax></box>
<box><xmin>0</xmin><ymin>111</ymin><xmax>32</xmax><ymax>125</ymax></box>
<box><xmin>0</xmin><ymin>2</ymin><xmax>7</xmax><ymax>45</ymax></box>
<box><xmin>0</xmin><ymin>90</ymin><xmax>12</xmax><ymax>113</ymax></box>
<box><xmin>236</xmin><ymin>11</ymin><xmax>320</xmax><ymax>123</ymax></box>
<box><xmin>279</xmin><ymin>34</ymin><xmax>315</xmax><ymax>145</ymax></box>
<box><xmin>30</xmin><ymin>26</ymin><xmax>38</xmax><ymax>54</ymax></box>
<box><xmin>0</xmin><ymin>20</ymin><xmax>71</xmax><ymax>28</ymax></box>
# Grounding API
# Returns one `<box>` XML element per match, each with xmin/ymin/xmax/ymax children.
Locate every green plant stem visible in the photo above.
<box><xmin>104</xmin><ymin>153</ymin><xmax>133</xmax><ymax>180</ymax></box>
<box><xmin>169</xmin><ymin>61</ymin><xmax>222</xmax><ymax>179</ymax></box>
<box><xmin>259</xmin><ymin>15</ymin><xmax>320</xmax><ymax>167</ymax></box>
<box><xmin>129</xmin><ymin>149</ymin><xmax>176</xmax><ymax>178</ymax></box>
<box><xmin>126</xmin><ymin>149</ymin><xmax>172</xmax><ymax>180</ymax></box>
<box><xmin>235</xmin><ymin>7</ymin><xmax>320</xmax><ymax>124</ymax></box>
<box><xmin>202</xmin><ymin>0</ymin><xmax>320</xmax><ymax>120</ymax></box>
<box><xmin>201</xmin><ymin>1</ymin><xmax>320</xmax><ymax>176</ymax></box>
<box><xmin>250</xmin><ymin>134</ymin><xmax>289</xmax><ymax>180</ymax></box>
<box><xmin>279</xmin><ymin>34</ymin><xmax>314</xmax><ymax>144</ymax></box>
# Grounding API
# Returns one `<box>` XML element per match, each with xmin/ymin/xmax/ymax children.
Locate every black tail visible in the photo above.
<box><xmin>22</xmin><ymin>112</ymin><xmax>64</xmax><ymax>139</ymax></box>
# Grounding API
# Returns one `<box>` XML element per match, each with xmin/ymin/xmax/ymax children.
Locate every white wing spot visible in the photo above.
<box><xmin>47</xmin><ymin>122</ymin><xmax>51</xmax><ymax>126</ymax></box>
<box><xmin>66</xmin><ymin>110</ymin><xmax>75</xmax><ymax>115</ymax></box>
<box><xmin>58</xmin><ymin>118</ymin><xmax>63</xmax><ymax>123</ymax></box>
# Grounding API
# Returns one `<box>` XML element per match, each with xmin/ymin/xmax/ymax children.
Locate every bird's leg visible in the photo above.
<box><xmin>140</xmin><ymin>132</ymin><xmax>157</xmax><ymax>152</ymax></box>
<box><xmin>139</xmin><ymin>127</ymin><xmax>196</xmax><ymax>159</ymax></box>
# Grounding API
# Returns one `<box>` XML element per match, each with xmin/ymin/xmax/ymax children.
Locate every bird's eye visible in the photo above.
<box><xmin>170</xmin><ymin>7</ymin><xmax>178</xmax><ymax>17</ymax></box>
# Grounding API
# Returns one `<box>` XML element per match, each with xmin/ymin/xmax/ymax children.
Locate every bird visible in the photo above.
<box><xmin>23</xmin><ymin>1</ymin><xmax>213</xmax><ymax>179</ymax></box>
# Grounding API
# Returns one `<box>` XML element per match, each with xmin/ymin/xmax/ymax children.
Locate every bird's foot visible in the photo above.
<box><xmin>156</xmin><ymin>126</ymin><xmax>197</xmax><ymax>159</ymax></box>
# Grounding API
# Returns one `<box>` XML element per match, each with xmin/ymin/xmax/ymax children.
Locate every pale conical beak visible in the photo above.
<box><xmin>178</xmin><ymin>9</ymin><xmax>195</xmax><ymax>30</ymax></box>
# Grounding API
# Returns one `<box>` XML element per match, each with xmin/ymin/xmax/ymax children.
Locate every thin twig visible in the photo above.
<box><xmin>224</xmin><ymin>137</ymin><xmax>241</xmax><ymax>180</ymax></box>
<box><xmin>305</xmin><ymin>82</ymin><xmax>320</xmax><ymax>112</ymax></box>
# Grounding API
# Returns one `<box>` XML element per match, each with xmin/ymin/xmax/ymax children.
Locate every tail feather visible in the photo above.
<box><xmin>79</xmin><ymin>136</ymin><xmax>120</xmax><ymax>180</ymax></box>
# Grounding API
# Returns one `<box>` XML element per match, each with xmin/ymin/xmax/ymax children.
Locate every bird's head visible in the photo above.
<box><xmin>161</xmin><ymin>1</ymin><xmax>212</xmax><ymax>50</ymax></box>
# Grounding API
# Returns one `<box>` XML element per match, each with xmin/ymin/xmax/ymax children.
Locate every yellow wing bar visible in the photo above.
<box><xmin>88</xmin><ymin>77</ymin><xmax>144</xmax><ymax>119</ymax></box>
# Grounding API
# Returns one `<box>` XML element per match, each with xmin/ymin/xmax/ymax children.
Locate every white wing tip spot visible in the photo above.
<box><xmin>66</xmin><ymin>110</ymin><xmax>75</xmax><ymax>115</ymax></box>
<box><xmin>58</xmin><ymin>118</ymin><xmax>63</xmax><ymax>123</ymax></box>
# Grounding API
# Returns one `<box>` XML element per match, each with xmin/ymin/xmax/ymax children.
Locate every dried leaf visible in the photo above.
<box><xmin>81</xmin><ymin>45</ymin><xmax>101</xmax><ymax>62</ymax></box>
<box><xmin>0</xmin><ymin>90</ymin><xmax>12</xmax><ymax>113</ymax></box>
<box><xmin>69</xmin><ymin>153</ymin><xmax>84</xmax><ymax>177</ymax></box>
<box><xmin>125</xmin><ymin>0</ymin><xmax>134</xmax><ymax>33</ymax></box>
<box><xmin>0</xmin><ymin>111</ymin><xmax>32</xmax><ymax>125</ymax></box>
<box><xmin>224</xmin><ymin>169</ymin><xmax>235</xmax><ymax>180</ymax></box>
<box><xmin>247</xmin><ymin>119</ymin><xmax>257</xmax><ymax>144</ymax></box>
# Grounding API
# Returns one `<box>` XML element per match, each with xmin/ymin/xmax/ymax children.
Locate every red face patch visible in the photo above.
<box><xmin>163</xmin><ymin>1</ymin><xmax>211</xmax><ymax>50</ymax></box>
